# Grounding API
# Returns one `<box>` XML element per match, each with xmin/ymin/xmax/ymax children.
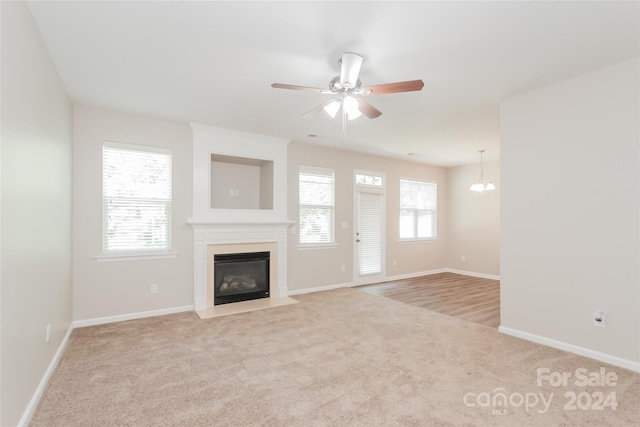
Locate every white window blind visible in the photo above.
<box><xmin>299</xmin><ymin>166</ymin><xmax>334</xmax><ymax>244</ymax></box>
<box><xmin>359</xmin><ymin>192</ymin><xmax>383</xmax><ymax>275</ymax></box>
<box><xmin>399</xmin><ymin>179</ymin><xmax>437</xmax><ymax>239</ymax></box>
<box><xmin>103</xmin><ymin>142</ymin><xmax>172</xmax><ymax>254</ymax></box>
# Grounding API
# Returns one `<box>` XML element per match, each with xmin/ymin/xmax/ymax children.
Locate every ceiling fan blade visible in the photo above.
<box><xmin>302</xmin><ymin>99</ymin><xmax>336</xmax><ymax>118</ymax></box>
<box><xmin>271</xmin><ymin>83</ymin><xmax>325</xmax><ymax>93</ymax></box>
<box><xmin>357</xmin><ymin>98</ymin><xmax>383</xmax><ymax>119</ymax></box>
<box><xmin>361</xmin><ymin>79</ymin><xmax>424</xmax><ymax>95</ymax></box>
<box><xmin>340</xmin><ymin>53</ymin><xmax>363</xmax><ymax>87</ymax></box>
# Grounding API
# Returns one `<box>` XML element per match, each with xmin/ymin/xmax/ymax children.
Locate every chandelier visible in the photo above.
<box><xmin>469</xmin><ymin>150</ymin><xmax>496</xmax><ymax>192</ymax></box>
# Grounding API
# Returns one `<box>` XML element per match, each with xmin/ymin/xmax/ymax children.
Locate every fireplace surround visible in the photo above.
<box><xmin>206</xmin><ymin>240</ymin><xmax>279</xmax><ymax>306</ymax></box>
<box><xmin>191</xmin><ymin>221</ymin><xmax>296</xmax><ymax>318</ymax></box>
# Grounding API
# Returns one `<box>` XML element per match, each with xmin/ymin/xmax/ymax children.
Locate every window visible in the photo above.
<box><xmin>299</xmin><ymin>166</ymin><xmax>334</xmax><ymax>244</ymax></box>
<box><xmin>399</xmin><ymin>179</ymin><xmax>437</xmax><ymax>240</ymax></box>
<box><xmin>355</xmin><ymin>173</ymin><xmax>383</xmax><ymax>187</ymax></box>
<box><xmin>103</xmin><ymin>141</ymin><xmax>172</xmax><ymax>254</ymax></box>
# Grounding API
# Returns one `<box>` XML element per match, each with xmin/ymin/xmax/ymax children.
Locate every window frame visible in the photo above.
<box><xmin>298</xmin><ymin>165</ymin><xmax>336</xmax><ymax>248</ymax></box>
<box><xmin>398</xmin><ymin>178</ymin><xmax>438</xmax><ymax>241</ymax></box>
<box><xmin>99</xmin><ymin>141</ymin><xmax>175</xmax><ymax>261</ymax></box>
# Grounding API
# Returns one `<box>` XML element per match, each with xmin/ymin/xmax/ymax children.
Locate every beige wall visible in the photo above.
<box><xmin>287</xmin><ymin>142</ymin><xmax>447</xmax><ymax>291</ymax></box>
<box><xmin>71</xmin><ymin>109</ymin><xmax>489</xmax><ymax>318</ymax></box>
<box><xmin>445</xmin><ymin>161</ymin><xmax>500</xmax><ymax>277</ymax></box>
<box><xmin>1</xmin><ymin>1</ymin><xmax>73</xmax><ymax>424</ymax></box>
<box><xmin>211</xmin><ymin>161</ymin><xmax>260</xmax><ymax>209</ymax></box>
<box><xmin>72</xmin><ymin>105</ymin><xmax>194</xmax><ymax>321</ymax></box>
<box><xmin>501</xmin><ymin>58</ymin><xmax>639</xmax><ymax>364</ymax></box>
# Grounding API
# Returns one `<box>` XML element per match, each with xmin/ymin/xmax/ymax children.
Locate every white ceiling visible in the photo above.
<box><xmin>27</xmin><ymin>1</ymin><xmax>639</xmax><ymax>167</ymax></box>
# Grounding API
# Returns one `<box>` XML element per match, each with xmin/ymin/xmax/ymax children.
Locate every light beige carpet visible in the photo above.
<box><xmin>31</xmin><ymin>288</ymin><xmax>639</xmax><ymax>426</ymax></box>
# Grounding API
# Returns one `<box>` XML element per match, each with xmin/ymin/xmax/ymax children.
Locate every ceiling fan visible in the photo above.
<box><xmin>271</xmin><ymin>52</ymin><xmax>424</xmax><ymax>121</ymax></box>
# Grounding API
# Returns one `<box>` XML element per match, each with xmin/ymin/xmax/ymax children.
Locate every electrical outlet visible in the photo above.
<box><xmin>594</xmin><ymin>311</ymin><xmax>605</xmax><ymax>327</ymax></box>
<box><xmin>341</xmin><ymin>265</ymin><xmax>346</xmax><ymax>272</ymax></box>
<box><xmin>461</xmin><ymin>255</ymin><xmax>466</xmax><ymax>262</ymax></box>
<box><xmin>150</xmin><ymin>283</ymin><xmax>158</xmax><ymax>294</ymax></box>
<box><xmin>46</xmin><ymin>324</ymin><xmax>51</xmax><ymax>343</ymax></box>
<box><xmin>392</xmin><ymin>259</ymin><xmax>397</xmax><ymax>266</ymax></box>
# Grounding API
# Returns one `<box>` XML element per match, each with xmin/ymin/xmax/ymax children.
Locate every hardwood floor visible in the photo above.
<box><xmin>356</xmin><ymin>272</ymin><xmax>500</xmax><ymax>328</ymax></box>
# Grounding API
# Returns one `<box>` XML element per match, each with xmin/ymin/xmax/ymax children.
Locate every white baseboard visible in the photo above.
<box><xmin>446</xmin><ymin>268</ymin><xmax>501</xmax><ymax>281</ymax></box>
<box><xmin>18</xmin><ymin>324</ymin><xmax>74</xmax><ymax>427</ymax></box>
<box><xmin>288</xmin><ymin>268</ymin><xmax>498</xmax><ymax>296</ymax></box>
<box><xmin>73</xmin><ymin>305</ymin><xmax>194</xmax><ymax>328</ymax></box>
<box><xmin>288</xmin><ymin>281</ymin><xmax>355</xmax><ymax>296</ymax></box>
<box><xmin>20</xmin><ymin>305</ymin><xmax>195</xmax><ymax>424</ymax></box>
<box><xmin>384</xmin><ymin>268</ymin><xmax>448</xmax><ymax>282</ymax></box>
<box><xmin>499</xmin><ymin>326</ymin><xmax>640</xmax><ymax>373</ymax></box>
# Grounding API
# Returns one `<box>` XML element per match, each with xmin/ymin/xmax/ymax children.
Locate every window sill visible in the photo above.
<box><xmin>397</xmin><ymin>238</ymin><xmax>439</xmax><ymax>244</ymax></box>
<box><xmin>95</xmin><ymin>252</ymin><xmax>178</xmax><ymax>263</ymax></box>
<box><xmin>297</xmin><ymin>243</ymin><xmax>338</xmax><ymax>251</ymax></box>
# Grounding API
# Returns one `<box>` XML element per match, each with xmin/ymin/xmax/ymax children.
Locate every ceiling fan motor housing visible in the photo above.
<box><xmin>329</xmin><ymin>76</ymin><xmax>361</xmax><ymax>92</ymax></box>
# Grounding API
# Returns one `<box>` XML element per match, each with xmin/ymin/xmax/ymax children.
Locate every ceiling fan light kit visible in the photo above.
<box><xmin>341</xmin><ymin>95</ymin><xmax>362</xmax><ymax>120</ymax></box>
<box><xmin>323</xmin><ymin>99</ymin><xmax>341</xmax><ymax>118</ymax></box>
<box><xmin>272</xmin><ymin>52</ymin><xmax>424</xmax><ymax>127</ymax></box>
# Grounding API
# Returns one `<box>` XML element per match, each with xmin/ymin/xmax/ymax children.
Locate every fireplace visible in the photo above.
<box><xmin>189</xmin><ymin>123</ymin><xmax>295</xmax><ymax>318</ymax></box>
<box><xmin>214</xmin><ymin>251</ymin><xmax>270</xmax><ymax>305</ymax></box>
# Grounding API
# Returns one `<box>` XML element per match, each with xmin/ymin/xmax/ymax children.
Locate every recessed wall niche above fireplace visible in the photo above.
<box><xmin>210</xmin><ymin>154</ymin><xmax>274</xmax><ymax>210</ymax></box>
<box><xmin>190</xmin><ymin>123</ymin><xmax>289</xmax><ymax>224</ymax></box>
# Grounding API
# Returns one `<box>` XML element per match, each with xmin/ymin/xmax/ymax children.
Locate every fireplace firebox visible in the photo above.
<box><xmin>214</xmin><ymin>251</ymin><xmax>270</xmax><ymax>305</ymax></box>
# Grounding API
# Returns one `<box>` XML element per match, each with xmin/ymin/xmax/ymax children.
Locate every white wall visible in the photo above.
<box><xmin>500</xmin><ymin>58</ymin><xmax>639</xmax><ymax>367</ymax></box>
<box><xmin>446</xmin><ymin>161</ymin><xmax>500</xmax><ymax>277</ymax></box>
<box><xmin>287</xmin><ymin>142</ymin><xmax>448</xmax><ymax>291</ymax></box>
<box><xmin>73</xmin><ymin>105</ymin><xmax>193</xmax><ymax>321</ymax></box>
<box><xmin>1</xmin><ymin>2</ymin><xmax>73</xmax><ymax>425</ymax></box>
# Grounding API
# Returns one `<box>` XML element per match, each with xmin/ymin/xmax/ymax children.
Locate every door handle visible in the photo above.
<box><xmin>356</xmin><ymin>239</ymin><xmax>361</xmax><ymax>242</ymax></box>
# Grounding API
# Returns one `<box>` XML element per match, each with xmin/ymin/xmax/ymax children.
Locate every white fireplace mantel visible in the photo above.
<box><xmin>189</xmin><ymin>221</ymin><xmax>292</xmax><ymax>311</ymax></box>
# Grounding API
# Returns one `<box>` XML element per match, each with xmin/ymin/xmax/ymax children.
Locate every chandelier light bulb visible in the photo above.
<box><xmin>470</xmin><ymin>182</ymin><xmax>485</xmax><ymax>192</ymax></box>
